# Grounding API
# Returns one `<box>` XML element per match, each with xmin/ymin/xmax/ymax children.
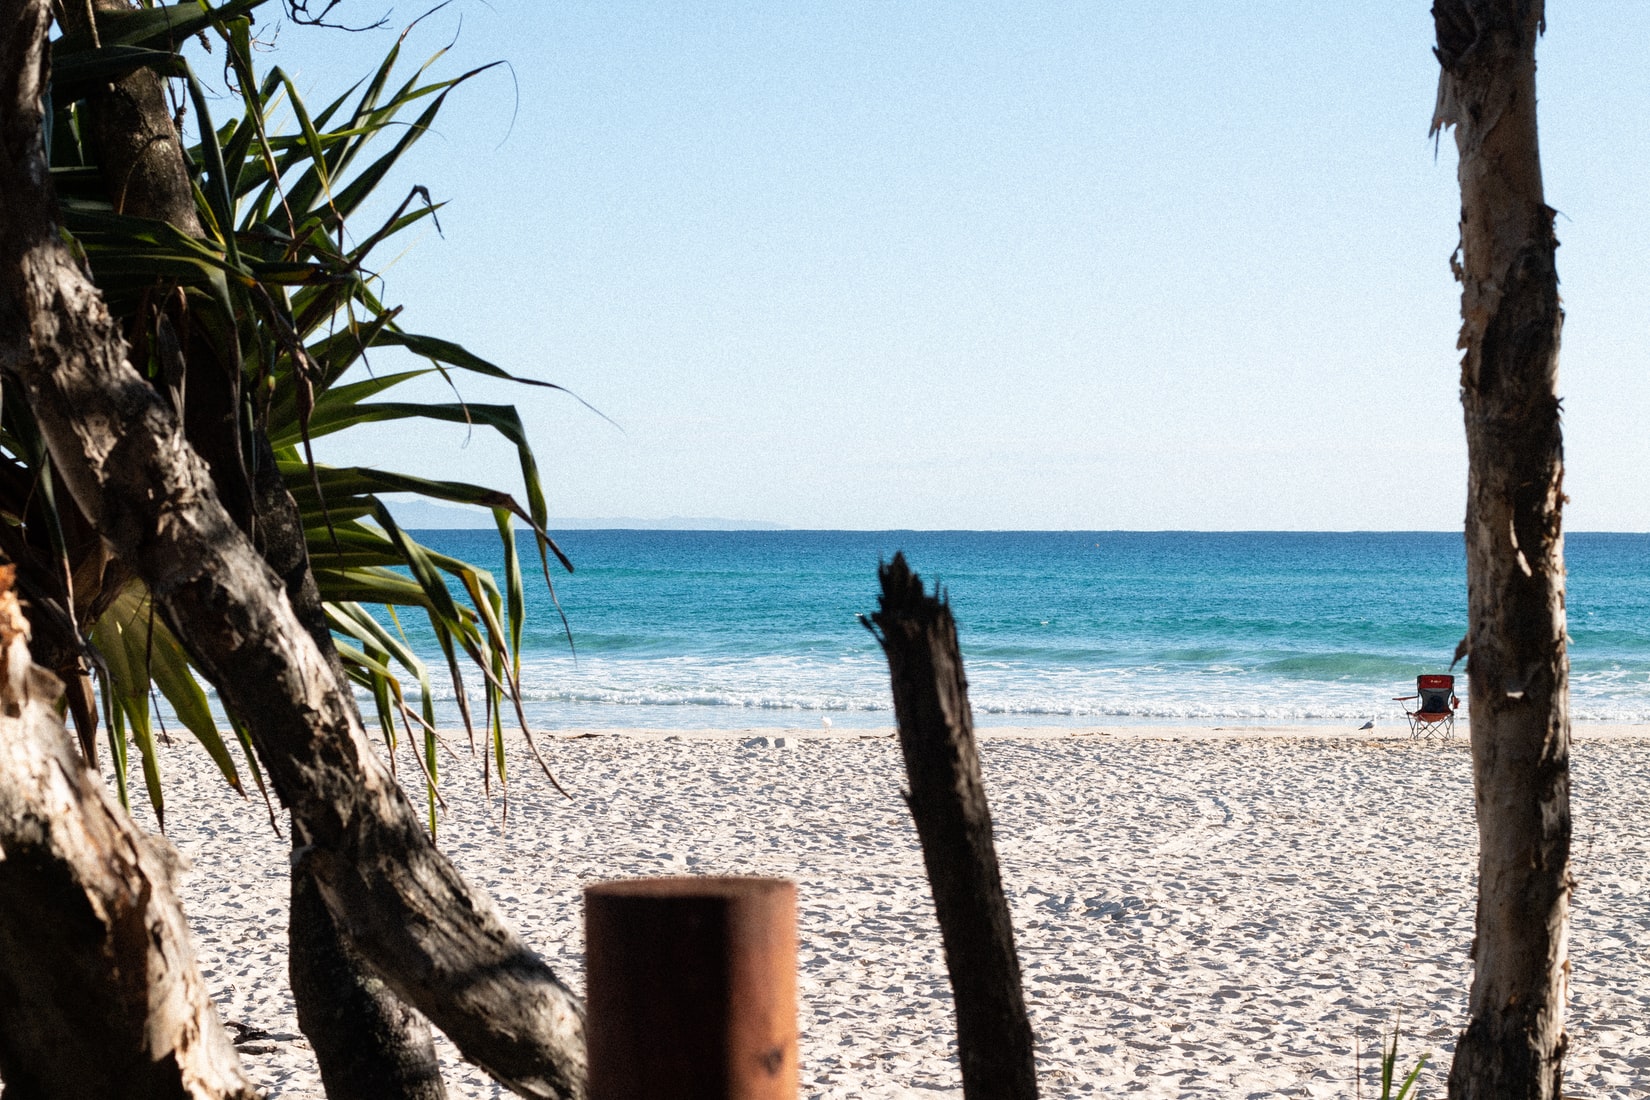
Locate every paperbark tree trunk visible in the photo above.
<box><xmin>1430</xmin><ymin>4</ymin><xmax>1572</xmax><ymax>1098</ymax></box>
<box><xmin>868</xmin><ymin>554</ymin><xmax>1039</xmax><ymax>1100</ymax></box>
<box><xmin>0</xmin><ymin>564</ymin><xmax>257</xmax><ymax>1100</ymax></box>
<box><xmin>0</xmin><ymin>4</ymin><xmax>588</xmax><ymax>1097</ymax></box>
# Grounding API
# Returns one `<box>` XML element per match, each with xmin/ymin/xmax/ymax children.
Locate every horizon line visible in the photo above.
<box><xmin>404</xmin><ymin>524</ymin><xmax>1650</xmax><ymax>535</ymax></box>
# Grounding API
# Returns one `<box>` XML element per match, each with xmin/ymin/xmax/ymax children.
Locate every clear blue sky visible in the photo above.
<box><xmin>261</xmin><ymin>2</ymin><xmax>1650</xmax><ymax>530</ymax></box>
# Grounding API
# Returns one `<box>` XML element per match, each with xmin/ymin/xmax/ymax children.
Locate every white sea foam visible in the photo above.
<box><xmin>378</xmin><ymin>654</ymin><xmax>1650</xmax><ymax>727</ymax></box>
<box><xmin>337</xmin><ymin>530</ymin><xmax>1650</xmax><ymax>729</ymax></box>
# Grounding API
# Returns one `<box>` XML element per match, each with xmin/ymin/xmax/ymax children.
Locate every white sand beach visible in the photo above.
<box><xmin>127</xmin><ymin>725</ymin><xmax>1650</xmax><ymax>1099</ymax></box>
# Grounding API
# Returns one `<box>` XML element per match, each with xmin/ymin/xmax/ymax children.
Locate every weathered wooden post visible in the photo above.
<box><xmin>866</xmin><ymin>553</ymin><xmax>1039</xmax><ymax>1099</ymax></box>
<box><xmin>585</xmin><ymin>876</ymin><xmax>798</xmax><ymax>1099</ymax></box>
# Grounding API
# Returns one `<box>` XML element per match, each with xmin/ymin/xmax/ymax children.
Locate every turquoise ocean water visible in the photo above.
<box><xmin>383</xmin><ymin>531</ymin><xmax>1650</xmax><ymax>730</ymax></box>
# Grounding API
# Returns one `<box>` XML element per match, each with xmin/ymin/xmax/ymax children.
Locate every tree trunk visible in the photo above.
<box><xmin>0</xmin><ymin>5</ymin><xmax>587</xmax><ymax>1097</ymax></box>
<box><xmin>291</xmin><ymin>861</ymin><xmax>448</xmax><ymax>1100</ymax></box>
<box><xmin>51</xmin><ymin>1</ymin><xmax>453</xmax><ymax>1090</ymax></box>
<box><xmin>59</xmin><ymin>0</ymin><xmax>205</xmax><ymax>233</ymax></box>
<box><xmin>0</xmin><ymin>565</ymin><xmax>257</xmax><ymax>1100</ymax></box>
<box><xmin>868</xmin><ymin>554</ymin><xmax>1039</xmax><ymax>1100</ymax></box>
<box><xmin>254</xmin><ymin>423</ymin><xmax>451</xmax><ymax>1100</ymax></box>
<box><xmin>54</xmin><ymin>0</ymin><xmax>252</xmax><ymax>528</ymax></box>
<box><xmin>1431</xmin><ymin>4</ymin><xmax>1572</xmax><ymax>1098</ymax></box>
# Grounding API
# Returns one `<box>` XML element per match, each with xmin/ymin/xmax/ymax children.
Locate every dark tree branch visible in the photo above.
<box><xmin>867</xmin><ymin>553</ymin><xmax>1038</xmax><ymax>1100</ymax></box>
<box><xmin>291</xmin><ymin>864</ymin><xmax>449</xmax><ymax>1100</ymax></box>
<box><xmin>56</xmin><ymin>0</ymin><xmax>204</xmax><ymax>233</ymax></box>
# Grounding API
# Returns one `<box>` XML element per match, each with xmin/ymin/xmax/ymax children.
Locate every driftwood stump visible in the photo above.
<box><xmin>867</xmin><ymin>553</ymin><xmax>1038</xmax><ymax>1100</ymax></box>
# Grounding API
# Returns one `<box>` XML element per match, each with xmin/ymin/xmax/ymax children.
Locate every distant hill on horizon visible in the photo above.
<box><xmin>386</xmin><ymin>498</ymin><xmax>786</xmax><ymax>531</ymax></box>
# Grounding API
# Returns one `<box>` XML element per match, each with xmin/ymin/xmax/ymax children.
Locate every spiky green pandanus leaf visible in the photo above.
<box><xmin>54</xmin><ymin>0</ymin><xmax>263</xmax><ymax>54</ymax></box>
<box><xmin>90</xmin><ymin>601</ymin><xmax>163</xmax><ymax>828</ymax></box>
<box><xmin>37</xmin><ymin>5</ymin><xmax>586</xmax><ymax>822</ymax></box>
<box><xmin>496</xmin><ymin>508</ymin><xmax>525</xmax><ymax>681</ymax></box>
<box><xmin>91</xmin><ymin>585</ymin><xmax>245</xmax><ymax>800</ymax></box>
<box><xmin>96</xmin><ymin>667</ymin><xmax>130</xmax><ymax>811</ymax></box>
<box><xmin>282</xmin><ymin>461</ymin><xmax>570</xmax><ymax>562</ymax></box>
<box><xmin>50</xmin><ymin>45</ymin><xmax>182</xmax><ymax>103</ymax></box>
<box><xmin>330</xmin><ymin>601</ymin><xmax>442</xmax><ymax>744</ymax></box>
<box><xmin>330</xmin><ymin>637</ymin><xmax>445</xmax><ymax>829</ymax></box>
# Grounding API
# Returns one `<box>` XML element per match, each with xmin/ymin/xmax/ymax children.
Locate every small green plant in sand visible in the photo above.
<box><xmin>1357</xmin><ymin>1014</ymin><xmax>1429</xmax><ymax>1100</ymax></box>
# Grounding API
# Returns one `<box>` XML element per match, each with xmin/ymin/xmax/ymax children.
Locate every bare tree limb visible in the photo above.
<box><xmin>867</xmin><ymin>553</ymin><xmax>1039</xmax><ymax>1100</ymax></box>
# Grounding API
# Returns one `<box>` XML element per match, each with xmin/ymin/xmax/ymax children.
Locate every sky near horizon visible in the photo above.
<box><xmin>265</xmin><ymin>2</ymin><xmax>1650</xmax><ymax>531</ymax></box>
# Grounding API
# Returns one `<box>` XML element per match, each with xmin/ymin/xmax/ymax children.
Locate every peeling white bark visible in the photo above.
<box><xmin>1432</xmin><ymin>3</ymin><xmax>1572</xmax><ymax>1098</ymax></box>
<box><xmin>0</xmin><ymin>568</ymin><xmax>258</xmax><ymax>1100</ymax></box>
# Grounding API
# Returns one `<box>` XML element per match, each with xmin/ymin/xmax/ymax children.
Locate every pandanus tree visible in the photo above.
<box><xmin>1</xmin><ymin>1</ymin><xmax>590</xmax><ymax>1095</ymax></box>
<box><xmin>35</xmin><ymin>0</ymin><xmax>571</xmax><ymax>827</ymax></box>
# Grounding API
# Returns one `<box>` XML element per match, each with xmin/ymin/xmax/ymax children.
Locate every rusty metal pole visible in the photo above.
<box><xmin>585</xmin><ymin>876</ymin><xmax>798</xmax><ymax>1100</ymax></box>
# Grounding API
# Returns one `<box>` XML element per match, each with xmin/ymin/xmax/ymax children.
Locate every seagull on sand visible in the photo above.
<box><xmin>1358</xmin><ymin>717</ymin><xmax>1377</xmax><ymax>731</ymax></box>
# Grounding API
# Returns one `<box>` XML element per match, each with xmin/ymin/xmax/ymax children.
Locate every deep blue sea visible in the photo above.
<box><xmin>379</xmin><ymin>531</ymin><xmax>1650</xmax><ymax>730</ymax></box>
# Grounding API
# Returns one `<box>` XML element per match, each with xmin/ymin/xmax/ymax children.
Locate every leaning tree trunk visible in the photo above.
<box><xmin>46</xmin><ymin>2</ymin><xmax>451</xmax><ymax>1092</ymax></box>
<box><xmin>868</xmin><ymin>554</ymin><xmax>1039</xmax><ymax>1100</ymax></box>
<box><xmin>265</xmin><ymin>437</ymin><xmax>448</xmax><ymax>1100</ymax></box>
<box><xmin>291</xmin><ymin>865</ymin><xmax>448</xmax><ymax>1099</ymax></box>
<box><xmin>0</xmin><ymin>565</ymin><xmax>257</xmax><ymax>1100</ymax></box>
<box><xmin>22</xmin><ymin>0</ymin><xmax>222</xmax><ymax>764</ymax></box>
<box><xmin>0</xmin><ymin>4</ymin><xmax>587</xmax><ymax>1098</ymax></box>
<box><xmin>263</xmin><ymin>438</ymin><xmax>450</xmax><ymax>1100</ymax></box>
<box><xmin>1431</xmin><ymin>3</ymin><xmax>1572</xmax><ymax>1098</ymax></box>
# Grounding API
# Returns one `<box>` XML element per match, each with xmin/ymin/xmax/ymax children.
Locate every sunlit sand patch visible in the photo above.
<box><xmin>124</xmin><ymin>725</ymin><xmax>1650</xmax><ymax>1099</ymax></box>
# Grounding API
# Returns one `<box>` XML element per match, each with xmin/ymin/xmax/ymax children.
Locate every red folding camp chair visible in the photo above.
<box><xmin>1396</xmin><ymin>674</ymin><xmax>1459</xmax><ymax>739</ymax></box>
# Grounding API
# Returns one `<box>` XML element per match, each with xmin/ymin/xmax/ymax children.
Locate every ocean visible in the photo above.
<box><xmin>383</xmin><ymin>530</ymin><xmax>1650</xmax><ymax>730</ymax></box>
